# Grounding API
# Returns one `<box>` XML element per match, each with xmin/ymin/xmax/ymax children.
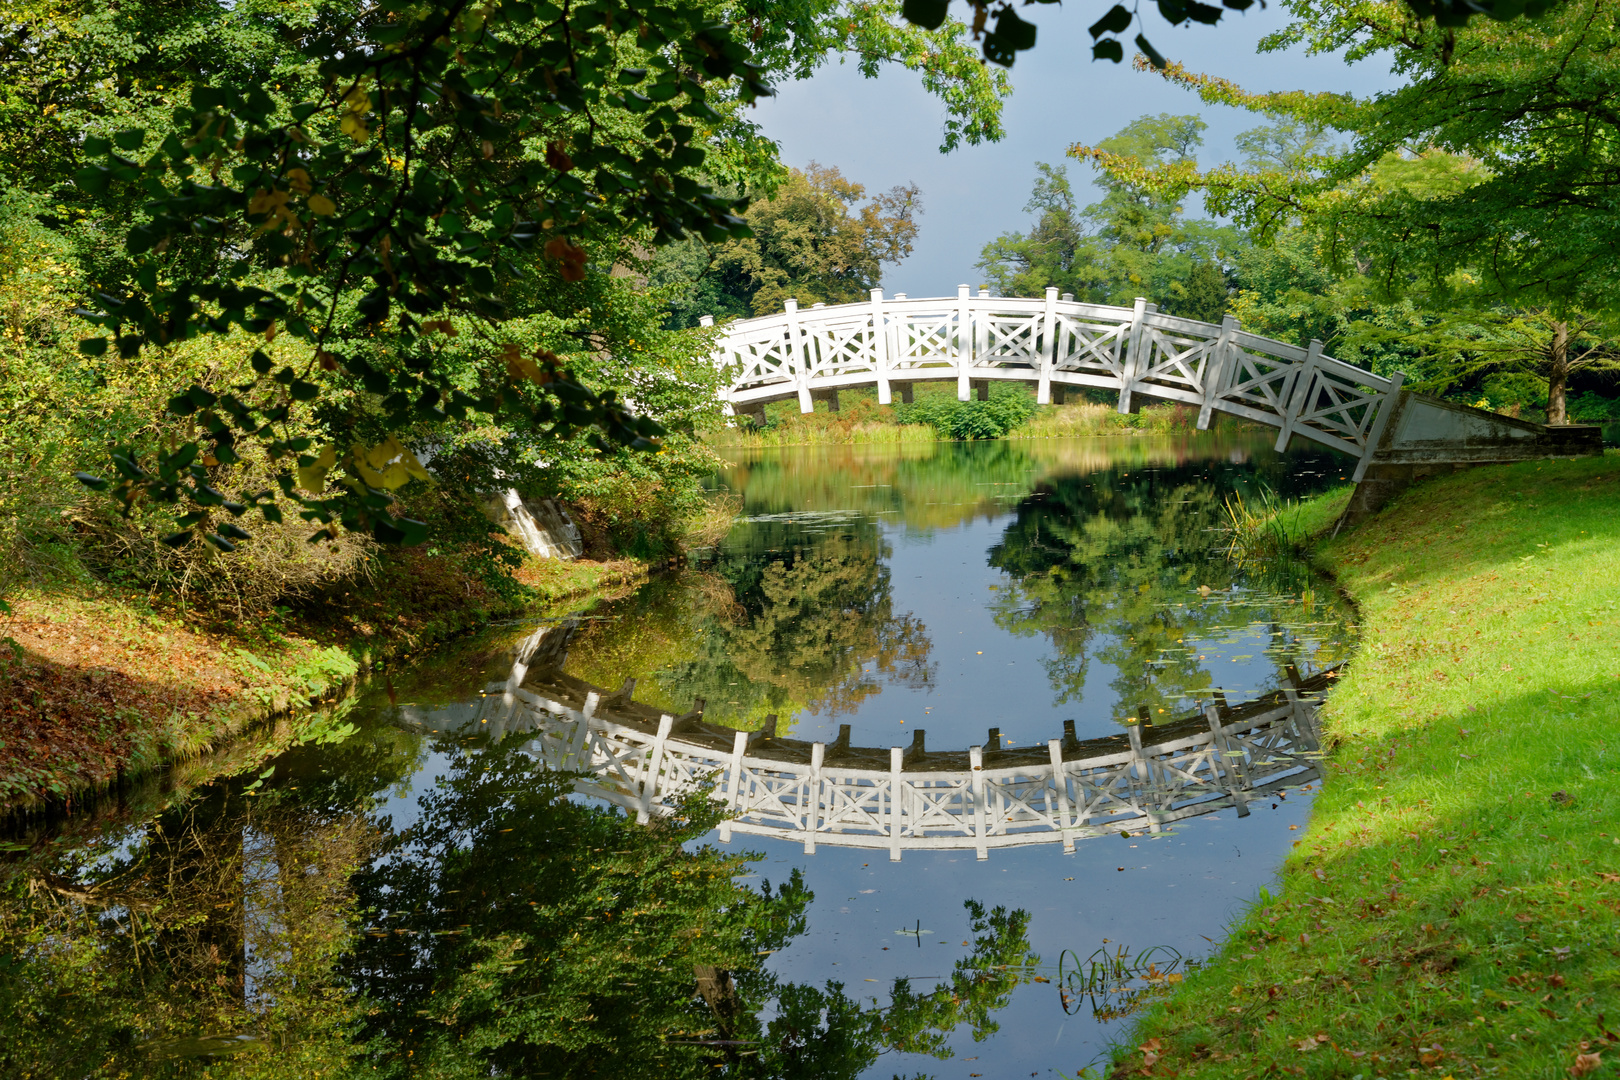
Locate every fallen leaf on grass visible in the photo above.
<box><xmin>1571</xmin><ymin>1052</ymin><xmax>1602</xmax><ymax>1077</ymax></box>
<box><xmin>1294</xmin><ymin>1033</ymin><xmax>1329</xmax><ymax>1051</ymax></box>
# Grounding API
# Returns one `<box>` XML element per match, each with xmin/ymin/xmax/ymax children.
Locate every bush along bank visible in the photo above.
<box><xmin>1104</xmin><ymin>452</ymin><xmax>1620</xmax><ymax>1080</ymax></box>
<box><xmin>0</xmin><ymin>499</ymin><xmax>675</xmax><ymax>813</ymax></box>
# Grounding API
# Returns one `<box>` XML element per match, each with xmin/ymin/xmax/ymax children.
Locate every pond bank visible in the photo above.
<box><xmin>706</xmin><ymin>399</ymin><xmax>1211</xmax><ymax>449</ymax></box>
<box><xmin>0</xmin><ymin>549</ymin><xmax>651</xmax><ymax>812</ymax></box>
<box><xmin>1110</xmin><ymin>452</ymin><xmax>1620</xmax><ymax>1079</ymax></box>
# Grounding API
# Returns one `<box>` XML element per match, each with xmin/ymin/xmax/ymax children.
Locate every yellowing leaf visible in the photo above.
<box><xmin>504</xmin><ymin>348</ymin><xmax>544</xmax><ymax>383</ymax></box>
<box><xmin>340</xmin><ymin>114</ymin><xmax>370</xmax><ymax>143</ymax></box>
<box><xmin>308</xmin><ymin>194</ymin><xmax>337</xmax><ymax>216</ymax></box>
<box><xmin>351</xmin><ymin>437</ymin><xmax>431</xmax><ymax>490</ymax></box>
<box><xmin>296</xmin><ymin>444</ymin><xmax>337</xmax><ymax>493</ymax></box>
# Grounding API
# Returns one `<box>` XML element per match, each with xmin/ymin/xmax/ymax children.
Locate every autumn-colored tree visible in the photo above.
<box><xmin>710</xmin><ymin>164</ymin><xmax>922</xmax><ymax>318</ymax></box>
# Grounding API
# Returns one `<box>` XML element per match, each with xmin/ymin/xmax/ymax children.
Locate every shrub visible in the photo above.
<box><xmin>1567</xmin><ymin>391</ymin><xmax>1620</xmax><ymax>423</ymax></box>
<box><xmin>531</xmin><ymin>435</ymin><xmax>724</xmax><ymax>560</ymax></box>
<box><xmin>895</xmin><ymin>383</ymin><xmax>1038</xmax><ymax>439</ymax></box>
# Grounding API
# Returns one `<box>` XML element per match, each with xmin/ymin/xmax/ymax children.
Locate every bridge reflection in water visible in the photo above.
<box><xmin>396</xmin><ymin>625</ymin><xmax>1329</xmax><ymax>860</ymax></box>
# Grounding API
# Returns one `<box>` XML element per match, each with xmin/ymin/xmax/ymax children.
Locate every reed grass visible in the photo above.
<box><xmin>1006</xmin><ymin>401</ymin><xmax>1200</xmax><ymax>439</ymax></box>
<box><xmin>1221</xmin><ymin>484</ymin><xmax>1354</xmax><ymax>564</ymax></box>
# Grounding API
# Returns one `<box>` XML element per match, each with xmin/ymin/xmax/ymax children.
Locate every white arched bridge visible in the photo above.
<box><xmin>395</xmin><ymin>625</ymin><xmax>1332</xmax><ymax>860</ymax></box>
<box><xmin>701</xmin><ymin>287</ymin><xmax>1602</xmax><ymax>490</ymax></box>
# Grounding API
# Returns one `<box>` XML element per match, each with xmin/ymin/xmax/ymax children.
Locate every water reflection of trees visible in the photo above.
<box><xmin>0</xmin><ymin>724</ymin><xmax>1035</xmax><ymax>1079</ymax></box>
<box><xmin>719</xmin><ymin>440</ymin><xmax>1040</xmax><ymax>534</ymax></box>
<box><xmin>563</xmin><ymin>521</ymin><xmax>935</xmax><ymax>729</ymax></box>
<box><xmin>1</xmin><ymin>781</ymin><xmax>380</xmax><ymax>1078</ymax></box>
<box><xmin>717</xmin><ymin>432</ymin><xmax>1341</xmax><ymax>536</ymax></box>
<box><xmin>987</xmin><ymin>455</ymin><xmax>1357</xmax><ymax>722</ymax></box>
<box><xmin>350</xmin><ymin>738</ymin><xmax>1035</xmax><ymax>1080</ymax></box>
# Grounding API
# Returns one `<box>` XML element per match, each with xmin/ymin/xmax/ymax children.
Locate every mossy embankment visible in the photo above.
<box><xmin>1108</xmin><ymin>452</ymin><xmax>1620</xmax><ymax>1079</ymax></box>
<box><xmin>0</xmin><ymin>546</ymin><xmax>651</xmax><ymax>811</ymax></box>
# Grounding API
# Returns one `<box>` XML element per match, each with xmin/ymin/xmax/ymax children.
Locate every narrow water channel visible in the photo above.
<box><xmin>2</xmin><ymin>433</ymin><xmax>1357</xmax><ymax>1078</ymax></box>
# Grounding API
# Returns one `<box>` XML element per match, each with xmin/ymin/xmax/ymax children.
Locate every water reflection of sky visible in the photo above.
<box><xmin>734</xmin><ymin>797</ymin><xmax>1313</xmax><ymax>1078</ymax></box>
<box><xmin>356</xmin><ymin>594</ymin><xmax>1331</xmax><ymax>1080</ymax></box>
<box><xmin>687</xmin><ymin>435</ymin><xmax>1357</xmax><ymax>749</ymax></box>
<box><xmin>781</xmin><ymin>513</ymin><xmax>1351</xmax><ymax>748</ymax></box>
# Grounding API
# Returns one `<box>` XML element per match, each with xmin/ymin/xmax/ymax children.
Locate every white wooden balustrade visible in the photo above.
<box><xmin>395</xmin><ymin>633</ymin><xmax>1330</xmax><ymax>861</ymax></box>
<box><xmin>704</xmin><ymin>287</ymin><xmax>1405</xmax><ymax>482</ymax></box>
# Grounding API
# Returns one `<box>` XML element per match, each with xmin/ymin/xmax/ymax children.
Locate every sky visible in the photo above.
<box><xmin>747</xmin><ymin>6</ymin><xmax>1402</xmax><ymax>299</ymax></box>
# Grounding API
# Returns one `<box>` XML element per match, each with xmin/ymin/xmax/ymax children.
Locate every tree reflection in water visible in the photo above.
<box><xmin>0</xmin><ymin>726</ymin><xmax>1034</xmax><ymax>1079</ymax></box>
<box><xmin>987</xmin><ymin>455</ymin><xmax>1356</xmax><ymax>722</ymax></box>
<box><xmin>561</xmin><ymin>521</ymin><xmax>935</xmax><ymax>731</ymax></box>
<box><xmin>561</xmin><ymin>439</ymin><xmax>1353</xmax><ymax>738</ymax></box>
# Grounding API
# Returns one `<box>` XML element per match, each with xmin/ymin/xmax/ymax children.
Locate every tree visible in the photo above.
<box><xmin>977</xmin><ymin>117</ymin><xmax>1246</xmax><ymax>321</ymax></box>
<box><xmin>11</xmin><ymin>0</ymin><xmax>1005</xmax><ymax>562</ymax></box>
<box><xmin>1074</xmin><ymin>0</ymin><xmax>1620</xmax><ymax>417</ymax></box>
<box><xmin>893</xmin><ymin>0</ymin><xmax>1569</xmax><ymax>76</ymax></box>
<box><xmin>665</xmin><ymin>164</ymin><xmax>921</xmax><ymax>321</ymax></box>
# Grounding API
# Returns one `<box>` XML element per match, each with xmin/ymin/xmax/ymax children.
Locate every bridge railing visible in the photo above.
<box><xmin>709</xmin><ymin>286</ymin><xmax>1404</xmax><ymax>477</ymax></box>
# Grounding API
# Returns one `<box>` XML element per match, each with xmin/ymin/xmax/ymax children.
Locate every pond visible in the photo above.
<box><xmin>1</xmin><ymin>433</ymin><xmax>1358</xmax><ymax>1079</ymax></box>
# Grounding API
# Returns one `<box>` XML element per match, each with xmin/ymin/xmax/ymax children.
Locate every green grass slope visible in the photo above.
<box><xmin>1108</xmin><ymin>452</ymin><xmax>1620</xmax><ymax>1079</ymax></box>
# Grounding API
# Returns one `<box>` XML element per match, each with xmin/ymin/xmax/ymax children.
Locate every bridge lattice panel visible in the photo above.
<box><xmin>501</xmin><ymin>690</ymin><xmax>1325</xmax><ymax>858</ymax></box>
<box><xmin>714</xmin><ymin>292</ymin><xmax>1400</xmax><ymax>476</ymax></box>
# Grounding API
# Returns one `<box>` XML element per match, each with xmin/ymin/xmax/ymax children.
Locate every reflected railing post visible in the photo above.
<box><xmin>424</xmin><ymin>664</ymin><xmax>1336</xmax><ymax>857</ymax></box>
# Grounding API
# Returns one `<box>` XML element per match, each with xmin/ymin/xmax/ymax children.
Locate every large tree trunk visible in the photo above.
<box><xmin>1547</xmin><ymin>320</ymin><xmax>1570</xmax><ymax>425</ymax></box>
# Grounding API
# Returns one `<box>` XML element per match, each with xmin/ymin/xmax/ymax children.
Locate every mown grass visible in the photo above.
<box><xmin>1108</xmin><ymin>452</ymin><xmax>1620</xmax><ymax>1079</ymax></box>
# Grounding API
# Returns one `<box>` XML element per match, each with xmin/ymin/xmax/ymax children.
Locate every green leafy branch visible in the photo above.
<box><xmin>900</xmin><ymin>0</ymin><xmax>1567</xmax><ymax>72</ymax></box>
<box><xmin>71</xmin><ymin>0</ymin><xmax>772</xmax><ymax>550</ymax></box>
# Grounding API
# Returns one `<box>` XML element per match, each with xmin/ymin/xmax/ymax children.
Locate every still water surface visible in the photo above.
<box><xmin>4</xmin><ymin>434</ymin><xmax>1357</xmax><ymax>1078</ymax></box>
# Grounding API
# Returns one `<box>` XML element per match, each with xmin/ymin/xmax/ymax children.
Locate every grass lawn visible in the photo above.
<box><xmin>1106</xmin><ymin>452</ymin><xmax>1620</xmax><ymax>1079</ymax></box>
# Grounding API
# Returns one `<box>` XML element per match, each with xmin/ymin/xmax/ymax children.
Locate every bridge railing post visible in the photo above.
<box><xmin>871</xmin><ymin>288</ymin><xmax>892</xmax><ymax>404</ymax></box>
<box><xmin>718</xmin><ymin>728</ymin><xmax>748</xmax><ymax>844</ymax></box>
<box><xmin>805</xmin><ymin>741</ymin><xmax>825</xmax><ymax>854</ymax></box>
<box><xmin>889</xmin><ymin>745</ymin><xmax>904</xmax><ymax>862</ymax></box>
<box><xmin>1275</xmin><ymin>338</ymin><xmax>1323</xmax><ymax>452</ymax></box>
<box><xmin>785</xmin><ymin>298</ymin><xmax>813</xmax><ymax>414</ymax></box>
<box><xmin>969</xmin><ymin>745</ymin><xmax>989</xmax><ymax>860</ymax></box>
<box><xmin>1048</xmin><ymin>738</ymin><xmax>1075</xmax><ymax>852</ymax></box>
<box><xmin>1119</xmin><ymin>297</ymin><xmax>1150</xmax><ymax>413</ymax></box>
<box><xmin>638</xmin><ymin>713</ymin><xmax>675</xmax><ymax>824</ymax></box>
<box><xmin>1198</xmin><ymin>314</ymin><xmax>1240</xmax><ymax>430</ymax></box>
<box><xmin>956</xmin><ymin>284</ymin><xmax>973</xmax><ymax>401</ymax></box>
<box><xmin>1352</xmin><ymin>371</ymin><xmax>1405</xmax><ymax>482</ymax></box>
<box><xmin>1038</xmin><ymin>286</ymin><xmax>1058</xmax><ymax>404</ymax></box>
